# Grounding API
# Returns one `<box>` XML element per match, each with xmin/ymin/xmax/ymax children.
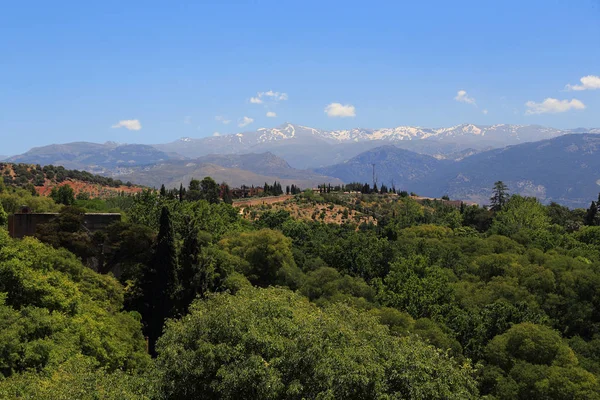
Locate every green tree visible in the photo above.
<box><xmin>0</xmin><ymin>202</ymin><xmax>7</xmax><ymax>226</ymax></box>
<box><xmin>0</xmin><ymin>229</ymin><xmax>150</xmax><ymax>385</ymax></box>
<box><xmin>585</xmin><ymin>200</ymin><xmax>599</xmax><ymax>226</ymax></box>
<box><xmin>155</xmin><ymin>287</ymin><xmax>479</xmax><ymax>400</ymax></box>
<box><xmin>490</xmin><ymin>181</ymin><xmax>509</xmax><ymax>212</ymax></box>
<box><xmin>174</xmin><ymin>218</ymin><xmax>206</xmax><ymax>313</ymax></box>
<box><xmin>0</xmin><ymin>356</ymin><xmax>156</xmax><ymax>399</ymax></box>
<box><xmin>491</xmin><ymin>195</ymin><xmax>550</xmax><ymax>238</ymax></box>
<box><xmin>200</xmin><ymin>177</ymin><xmax>220</xmax><ymax>204</ymax></box>
<box><xmin>221</xmin><ymin>182</ymin><xmax>233</xmax><ymax>205</ymax></box>
<box><xmin>187</xmin><ymin>179</ymin><xmax>202</xmax><ymax>201</ymax></box>
<box><xmin>483</xmin><ymin>323</ymin><xmax>600</xmax><ymax>399</ymax></box>
<box><xmin>50</xmin><ymin>184</ymin><xmax>75</xmax><ymax>206</ymax></box>
<box><xmin>219</xmin><ymin>229</ymin><xmax>303</xmax><ymax>288</ymax></box>
<box><xmin>139</xmin><ymin>206</ymin><xmax>178</xmax><ymax>355</ymax></box>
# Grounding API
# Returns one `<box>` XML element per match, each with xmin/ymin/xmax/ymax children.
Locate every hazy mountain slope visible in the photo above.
<box><xmin>317</xmin><ymin>134</ymin><xmax>600</xmax><ymax>208</ymax></box>
<box><xmin>7</xmin><ymin>142</ymin><xmax>181</xmax><ymax>172</ymax></box>
<box><xmin>432</xmin><ymin>134</ymin><xmax>600</xmax><ymax>207</ymax></box>
<box><xmin>315</xmin><ymin>145</ymin><xmax>448</xmax><ymax>190</ymax></box>
<box><xmin>113</xmin><ymin>161</ymin><xmax>342</xmax><ymax>190</ymax></box>
<box><xmin>196</xmin><ymin>152</ymin><xmax>294</xmax><ymax>176</ymax></box>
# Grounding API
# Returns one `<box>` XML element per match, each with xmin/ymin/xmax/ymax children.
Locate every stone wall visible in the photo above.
<box><xmin>8</xmin><ymin>213</ymin><xmax>121</xmax><ymax>239</ymax></box>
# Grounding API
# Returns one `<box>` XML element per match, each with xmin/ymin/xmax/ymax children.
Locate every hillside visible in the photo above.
<box><xmin>0</xmin><ymin>163</ymin><xmax>143</xmax><ymax>198</ymax></box>
<box><xmin>317</xmin><ymin>134</ymin><xmax>600</xmax><ymax>208</ymax></box>
<box><xmin>315</xmin><ymin>145</ymin><xmax>448</xmax><ymax>190</ymax></box>
<box><xmin>111</xmin><ymin>153</ymin><xmax>343</xmax><ymax>189</ymax></box>
<box><xmin>6</xmin><ymin>142</ymin><xmax>182</xmax><ymax>172</ymax></box>
<box><xmin>433</xmin><ymin>133</ymin><xmax>600</xmax><ymax>207</ymax></box>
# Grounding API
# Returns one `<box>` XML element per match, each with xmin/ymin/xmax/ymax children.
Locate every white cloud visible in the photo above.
<box><xmin>111</xmin><ymin>119</ymin><xmax>141</xmax><ymax>131</ymax></box>
<box><xmin>184</xmin><ymin>116</ymin><xmax>192</xmax><ymax>124</ymax></box>
<box><xmin>250</xmin><ymin>90</ymin><xmax>288</xmax><ymax>104</ymax></box>
<box><xmin>238</xmin><ymin>116</ymin><xmax>254</xmax><ymax>127</ymax></box>
<box><xmin>566</xmin><ymin>75</ymin><xmax>600</xmax><ymax>91</ymax></box>
<box><xmin>482</xmin><ymin>109</ymin><xmax>489</xmax><ymax>115</ymax></box>
<box><xmin>454</xmin><ymin>90</ymin><xmax>476</xmax><ymax>105</ymax></box>
<box><xmin>213</xmin><ymin>132</ymin><xmax>221</xmax><ymax>137</ymax></box>
<box><xmin>264</xmin><ymin>90</ymin><xmax>288</xmax><ymax>101</ymax></box>
<box><xmin>324</xmin><ymin>102</ymin><xmax>356</xmax><ymax>118</ymax></box>
<box><xmin>215</xmin><ymin>115</ymin><xmax>231</xmax><ymax>124</ymax></box>
<box><xmin>266</xmin><ymin>111</ymin><xmax>277</xmax><ymax>117</ymax></box>
<box><xmin>525</xmin><ymin>98</ymin><xmax>586</xmax><ymax>115</ymax></box>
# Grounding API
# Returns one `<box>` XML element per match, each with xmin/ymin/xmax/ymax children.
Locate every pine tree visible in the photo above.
<box><xmin>160</xmin><ymin>184</ymin><xmax>166</xmax><ymax>197</ymax></box>
<box><xmin>490</xmin><ymin>181</ymin><xmax>509</xmax><ymax>212</ymax></box>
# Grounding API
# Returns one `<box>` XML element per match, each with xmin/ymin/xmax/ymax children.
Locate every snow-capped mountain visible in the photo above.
<box><xmin>8</xmin><ymin>123</ymin><xmax>597</xmax><ymax>172</ymax></box>
<box><xmin>162</xmin><ymin>123</ymin><xmax>567</xmax><ymax>149</ymax></box>
<box><xmin>154</xmin><ymin>123</ymin><xmax>576</xmax><ymax>169</ymax></box>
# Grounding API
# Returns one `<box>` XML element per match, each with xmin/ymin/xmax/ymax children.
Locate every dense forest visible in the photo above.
<box><xmin>1</xmin><ymin>177</ymin><xmax>600</xmax><ymax>399</ymax></box>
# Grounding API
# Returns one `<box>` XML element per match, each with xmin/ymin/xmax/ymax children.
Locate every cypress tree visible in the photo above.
<box><xmin>176</xmin><ymin>217</ymin><xmax>204</xmax><ymax>314</ymax></box>
<box><xmin>585</xmin><ymin>201</ymin><xmax>598</xmax><ymax>226</ymax></box>
<box><xmin>142</xmin><ymin>206</ymin><xmax>178</xmax><ymax>356</ymax></box>
<box><xmin>222</xmin><ymin>183</ymin><xmax>233</xmax><ymax>205</ymax></box>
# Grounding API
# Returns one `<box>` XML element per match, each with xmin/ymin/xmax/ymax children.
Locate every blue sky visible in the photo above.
<box><xmin>1</xmin><ymin>0</ymin><xmax>599</xmax><ymax>155</ymax></box>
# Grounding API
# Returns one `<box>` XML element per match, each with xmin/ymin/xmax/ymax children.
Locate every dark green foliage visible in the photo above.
<box><xmin>138</xmin><ymin>207</ymin><xmax>178</xmax><ymax>355</ymax></box>
<box><xmin>50</xmin><ymin>184</ymin><xmax>75</xmax><ymax>205</ymax></box>
<box><xmin>35</xmin><ymin>206</ymin><xmax>96</xmax><ymax>262</ymax></box>
<box><xmin>585</xmin><ymin>199</ymin><xmax>599</xmax><ymax>226</ymax></box>
<box><xmin>263</xmin><ymin>181</ymin><xmax>284</xmax><ymax>196</ymax></box>
<box><xmin>0</xmin><ymin>203</ymin><xmax>6</xmax><ymax>226</ymax></box>
<box><xmin>490</xmin><ymin>180</ymin><xmax>509</xmax><ymax>212</ymax></box>
<box><xmin>175</xmin><ymin>218</ymin><xmax>204</xmax><ymax>313</ymax></box>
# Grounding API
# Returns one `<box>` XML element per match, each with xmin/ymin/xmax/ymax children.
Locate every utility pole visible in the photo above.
<box><xmin>371</xmin><ymin>163</ymin><xmax>377</xmax><ymax>190</ymax></box>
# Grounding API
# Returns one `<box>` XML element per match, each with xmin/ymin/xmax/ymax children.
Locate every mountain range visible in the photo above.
<box><xmin>318</xmin><ymin>134</ymin><xmax>600</xmax><ymax>208</ymax></box>
<box><xmin>5</xmin><ymin>123</ymin><xmax>600</xmax><ymax>207</ymax></box>
<box><xmin>156</xmin><ymin>123</ymin><xmax>591</xmax><ymax>169</ymax></box>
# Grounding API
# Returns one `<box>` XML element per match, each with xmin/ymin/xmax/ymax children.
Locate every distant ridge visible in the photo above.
<box><xmin>6</xmin><ymin>143</ymin><xmax>184</xmax><ymax>173</ymax></box>
<box><xmin>317</xmin><ymin>133</ymin><xmax>600</xmax><ymax>208</ymax></box>
<box><xmin>110</xmin><ymin>152</ymin><xmax>343</xmax><ymax>189</ymax></box>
